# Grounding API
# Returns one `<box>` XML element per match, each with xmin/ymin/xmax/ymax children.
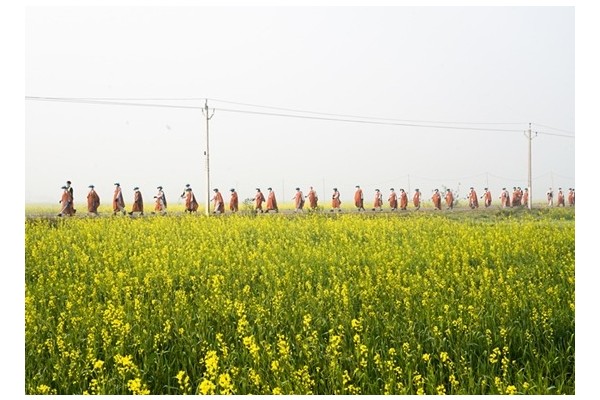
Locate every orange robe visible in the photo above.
<box><xmin>230</xmin><ymin>191</ymin><xmax>239</xmax><ymax>212</ymax></box>
<box><xmin>500</xmin><ymin>191</ymin><xmax>509</xmax><ymax>208</ymax></box>
<box><xmin>412</xmin><ymin>191</ymin><xmax>420</xmax><ymax>208</ymax></box>
<box><xmin>294</xmin><ymin>191</ymin><xmax>304</xmax><ymax>209</ymax></box>
<box><xmin>155</xmin><ymin>190</ymin><xmax>167</xmax><ymax>212</ymax></box>
<box><xmin>445</xmin><ymin>191</ymin><xmax>454</xmax><ymax>209</ymax></box>
<box><xmin>266</xmin><ymin>191</ymin><xmax>278</xmax><ymax>211</ymax></box>
<box><xmin>131</xmin><ymin>191</ymin><xmax>143</xmax><ymax>213</ymax></box>
<box><xmin>568</xmin><ymin>190</ymin><xmax>574</xmax><ymax>206</ymax></box>
<box><xmin>483</xmin><ymin>191</ymin><xmax>492</xmax><ymax>207</ymax></box>
<box><xmin>373</xmin><ymin>192</ymin><xmax>383</xmax><ymax>209</ymax></box>
<box><xmin>388</xmin><ymin>191</ymin><xmax>398</xmax><ymax>209</ymax></box>
<box><xmin>60</xmin><ymin>190</ymin><xmax>74</xmax><ymax>216</ymax></box>
<box><xmin>432</xmin><ymin>192</ymin><xmax>442</xmax><ymax>210</ymax></box>
<box><xmin>87</xmin><ymin>189</ymin><xmax>100</xmax><ymax>213</ymax></box>
<box><xmin>331</xmin><ymin>190</ymin><xmax>341</xmax><ymax>208</ymax></box>
<box><xmin>399</xmin><ymin>192</ymin><xmax>408</xmax><ymax>210</ymax></box>
<box><xmin>307</xmin><ymin>189</ymin><xmax>318</xmax><ymax>209</ymax></box>
<box><xmin>212</xmin><ymin>191</ymin><xmax>225</xmax><ymax>213</ymax></box>
<box><xmin>255</xmin><ymin>191</ymin><xmax>266</xmax><ymax>210</ymax></box>
<box><xmin>113</xmin><ymin>187</ymin><xmax>125</xmax><ymax>212</ymax></box>
<box><xmin>354</xmin><ymin>189</ymin><xmax>364</xmax><ymax>209</ymax></box>
<box><xmin>557</xmin><ymin>191</ymin><xmax>565</xmax><ymax>206</ymax></box>
<box><xmin>522</xmin><ymin>191</ymin><xmax>529</xmax><ymax>207</ymax></box>
<box><xmin>185</xmin><ymin>191</ymin><xmax>198</xmax><ymax>212</ymax></box>
<box><xmin>469</xmin><ymin>190</ymin><xmax>479</xmax><ymax>209</ymax></box>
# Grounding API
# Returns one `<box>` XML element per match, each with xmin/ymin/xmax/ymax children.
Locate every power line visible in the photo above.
<box><xmin>532</xmin><ymin>123</ymin><xmax>574</xmax><ymax>134</ymax></box>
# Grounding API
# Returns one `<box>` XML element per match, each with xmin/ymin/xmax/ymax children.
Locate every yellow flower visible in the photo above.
<box><xmin>505</xmin><ymin>385</ymin><xmax>517</xmax><ymax>395</ymax></box>
<box><xmin>218</xmin><ymin>373</ymin><xmax>234</xmax><ymax>394</ymax></box>
<box><xmin>422</xmin><ymin>353</ymin><xmax>430</xmax><ymax>362</ymax></box>
<box><xmin>198</xmin><ymin>379</ymin><xmax>216</xmax><ymax>395</ymax></box>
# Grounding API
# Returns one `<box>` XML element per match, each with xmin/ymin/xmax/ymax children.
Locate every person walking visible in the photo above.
<box><xmin>154</xmin><ymin>186</ymin><xmax>167</xmax><ymax>215</ymax></box>
<box><xmin>371</xmin><ymin>189</ymin><xmax>383</xmax><ymax>211</ymax></box>
<box><xmin>568</xmin><ymin>188</ymin><xmax>575</xmax><ymax>206</ymax></box>
<box><xmin>388</xmin><ymin>188</ymin><xmax>398</xmax><ymax>211</ymax></box>
<box><xmin>112</xmin><ymin>183</ymin><xmax>126</xmax><ymax>215</ymax></box>
<box><xmin>445</xmin><ymin>188</ymin><xmax>454</xmax><ymax>210</ymax></box>
<box><xmin>557</xmin><ymin>188</ymin><xmax>565</xmax><ymax>207</ymax></box>
<box><xmin>546</xmin><ymin>187</ymin><xmax>554</xmax><ymax>207</ymax></box>
<box><xmin>211</xmin><ymin>188</ymin><xmax>225</xmax><ymax>214</ymax></box>
<box><xmin>86</xmin><ymin>184</ymin><xmax>100</xmax><ymax>216</ymax></box>
<box><xmin>184</xmin><ymin>187</ymin><xmax>198</xmax><ymax>213</ymax></box>
<box><xmin>306</xmin><ymin>186</ymin><xmax>318</xmax><ymax>211</ymax></box>
<box><xmin>468</xmin><ymin>187</ymin><xmax>479</xmax><ymax>209</ymax></box>
<box><xmin>354</xmin><ymin>185</ymin><xmax>365</xmax><ymax>211</ymax></box>
<box><xmin>399</xmin><ymin>189</ymin><xmax>408</xmax><ymax>210</ymax></box>
<box><xmin>293</xmin><ymin>187</ymin><xmax>305</xmax><ymax>212</ymax></box>
<box><xmin>331</xmin><ymin>188</ymin><xmax>342</xmax><ymax>212</ymax></box>
<box><xmin>432</xmin><ymin>189</ymin><xmax>442</xmax><ymax>210</ymax></box>
<box><xmin>481</xmin><ymin>188</ymin><xmax>492</xmax><ymax>208</ymax></box>
<box><xmin>229</xmin><ymin>188</ymin><xmax>239</xmax><ymax>213</ymax></box>
<box><xmin>266</xmin><ymin>187</ymin><xmax>279</xmax><ymax>213</ymax></box>
<box><xmin>500</xmin><ymin>188</ymin><xmax>510</xmax><ymax>208</ymax></box>
<box><xmin>522</xmin><ymin>188</ymin><xmax>529</xmax><ymax>208</ymax></box>
<box><xmin>65</xmin><ymin>180</ymin><xmax>76</xmax><ymax>214</ymax></box>
<box><xmin>180</xmin><ymin>184</ymin><xmax>191</xmax><ymax>199</ymax></box>
<box><xmin>255</xmin><ymin>188</ymin><xmax>266</xmax><ymax>213</ymax></box>
<box><xmin>58</xmin><ymin>185</ymin><xmax>74</xmax><ymax>217</ymax></box>
<box><xmin>412</xmin><ymin>189</ymin><xmax>421</xmax><ymax>210</ymax></box>
<box><xmin>129</xmin><ymin>187</ymin><xmax>144</xmax><ymax>216</ymax></box>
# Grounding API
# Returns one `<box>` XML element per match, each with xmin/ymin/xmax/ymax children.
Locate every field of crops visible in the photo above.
<box><xmin>25</xmin><ymin>208</ymin><xmax>575</xmax><ymax>395</ymax></box>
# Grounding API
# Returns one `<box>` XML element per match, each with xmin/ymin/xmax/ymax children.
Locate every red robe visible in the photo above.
<box><xmin>185</xmin><ymin>191</ymin><xmax>198</xmax><ymax>212</ymax></box>
<box><xmin>230</xmin><ymin>191</ymin><xmax>239</xmax><ymax>212</ymax></box>
<box><xmin>388</xmin><ymin>191</ymin><xmax>398</xmax><ymax>209</ymax></box>
<box><xmin>212</xmin><ymin>191</ymin><xmax>225</xmax><ymax>213</ymax></box>
<box><xmin>567</xmin><ymin>190</ymin><xmax>574</xmax><ymax>206</ymax></box>
<box><xmin>60</xmin><ymin>190</ymin><xmax>74</xmax><ymax>216</ymax></box>
<box><xmin>500</xmin><ymin>191</ymin><xmax>510</xmax><ymax>208</ymax></box>
<box><xmin>354</xmin><ymin>189</ymin><xmax>364</xmax><ymax>209</ymax></box>
<box><xmin>307</xmin><ymin>189</ymin><xmax>318</xmax><ymax>209</ymax></box>
<box><xmin>483</xmin><ymin>191</ymin><xmax>492</xmax><ymax>207</ymax></box>
<box><xmin>131</xmin><ymin>190</ymin><xmax>143</xmax><ymax>213</ymax></box>
<box><xmin>294</xmin><ymin>191</ymin><xmax>304</xmax><ymax>209</ymax></box>
<box><xmin>412</xmin><ymin>191</ymin><xmax>421</xmax><ymax>208</ymax></box>
<box><xmin>331</xmin><ymin>190</ymin><xmax>341</xmax><ymax>208</ymax></box>
<box><xmin>87</xmin><ymin>189</ymin><xmax>100</xmax><ymax>213</ymax></box>
<box><xmin>445</xmin><ymin>191</ymin><xmax>454</xmax><ymax>209</ymax></box>
<box><xmin>469</xmin><ymin>190</ymin><xmax>479</xmax><ymax>209</ymax></box>
<box><xmin>113</xmin><ymin>187</ymin><xmax>125</xmax><ymax>212</ymax></box>
<box><xmin>255</xmin><ymin>191</ymin><xmax>266</xmax><ymax>210</ymax></box>
<box><xmin>557</xmin><ymin>191</ymin><xmax>565</xmax><ymax>206</ymax></box>
<box><xmin>155</xmin><ymin>190</ymin><xmax>166</xmax><ymax>212</ymax></box>
<box><xmin>399</xmin><ymin>191</ymin><xmax>408</xmax><ymax>210</ymax></box>
<box><xmin>522</xmin><ymin>191</ymin><xmax>529</xmax><ymax>207</ymax></box>
<box><xmin>432</xmin><ymin>191</ymin><xmax>442</xmax><ymax>210</ymax></box>
<box><xmin>373</xmin><ymin>192</ymin><xmax>383</xmax><ymax>209</ymax></box>
<box><xmin>266</xmin><ymin>191</ymin><xmax>278</xmax><ymax>211</ymax></box>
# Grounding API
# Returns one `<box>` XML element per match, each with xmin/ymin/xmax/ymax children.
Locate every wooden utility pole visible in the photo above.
<box><xmin>202</xmin><ymin>100</ymin><xmax>215</xmax><ymax>216</ymax></box>
<box><xmin>525</xmin><ymin>122</ymin><xmax>537</xmax><ymax>210</ymax></box>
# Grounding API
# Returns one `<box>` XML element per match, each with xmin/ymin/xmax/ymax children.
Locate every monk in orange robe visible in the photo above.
<box><xmin>468</xmin><ymin>187</ymin><xmax>479</xmax><ymax>209</ymax></box>
<box><xmin>557</xmin><ymin>188</ymin><xmax>565</xmax><ymax>206</ymax></box>
<box><xmin>255</xmin><ymin>189</ymin><xmax>266</xmax><ymax>212</ymax></box>
<box><xmin>372</xmin><ymin>189</ymin><xmax>383</xmax><ymax>211</ymax></box>
<box><xmin>129</xmin><ymin>187</ymin><xmax>144</xmax><ymax>215</ymax></box>
<box><xmin>399</xmin><ymin>189</ymin><xmax>408</xmax><ymax>210</ymax></box>
<box><xmin>212</xmin><ymin>188</ymin><xmax>225</xmax><ymax>214</ymax></box>
<box><xmin>481</xmin><ymin>188</ymin><xmax>492</xmax><ymax>208</ymax></box>
<box><xmin>432</xmin><ymin>189</ymin><xmax>442</xmax><ymax>210</ymax></box>
<box><xmin>499</xmin><ymin>188</ymin><xmax>510</xmax><ymax>208</ymax></box>
<box><xmin>306</xmin><ymin>186</ymin><xmax>318</xmax><ymax>210</ymax></box>
<box><xmin>113</xmin><ymin>183</ymin><xmax>126</xmax><ymax>215</ymax></box>
<box><xmin>86</xmin><ymin>185</ymin><xmax>100</xmax><ymax>215</ymax></box>
<box><xmin>412</xmin><ymin>189</ymin><xmax>421</xmax><ymax>210</ymax></box>
<box><xmin>229</xmin><ymin>189</ymin><xmax>239</xmax><ymax>212</ymax></box>
<box><xmin>58</xmin><ymin>185</ymin><xmax>74</xmax><ymax>216</ymax></box>
<box><xmin>292</xmin><ymin>188</ymin><xmax>305</xmax><ymax>212</ymax></box>
<box><xmin>354</xmin><ymin>186</ymin><xmax>365</xmax><ymax>211</ymax></box>
<box><xmin>522</xmin><ymin>188</ymin><xmax>529</xmax><ymax>207</ymax></box>
<box><xmin>266</xmin><ymin>187</ymin><xmax>278</xmax><ymax>213</ymax></box>
<box><xmin>184</xmin><ymin>188</ymin><xmax>198</xmax><ymax>212</ymax></box>
<box><xmin>154</xmin><ymin>186</ymin><xmax>167</xmax><ymax>215</ymax></box>
<box><xmin>567</xmin><ymin>188</ymin><xmax>575</xmax><ymax>206</ymax></box>
<box><xmin>388</xmin><ymin>188</ymin><xmax>398</xmax><ymax>211</ymax></box>
<box><xmin>445</xmin><ymin>189</ymin><xmax>454</xmax><ymax>210</ymax></box>
<box><xmin>331</xmin><ymin>188</ymin><xmax>341</xmax><ymax>212</ymax></box>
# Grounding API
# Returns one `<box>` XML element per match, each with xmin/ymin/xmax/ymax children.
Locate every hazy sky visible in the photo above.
<box><xmin>24</xmin><ymin>4</ymin><xmax>577</xmax><ymax>206</ymax></box>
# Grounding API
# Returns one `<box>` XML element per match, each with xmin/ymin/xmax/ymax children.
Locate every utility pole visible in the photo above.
<box><xmin>202</xmin><ymin>100</ymin><xmax>215</xmax><ymax>216</ymax></box>
<box><xmin>525</xmin><ymin>123</ymin><xmax>537</xmax><ymax>210</ymax></box>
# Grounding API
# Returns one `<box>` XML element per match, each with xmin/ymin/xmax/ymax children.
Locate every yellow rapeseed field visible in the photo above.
<box><xmin>25</xmin><ymin>208</ymin><xmax>575</xmax><ymax>394</ymax></box>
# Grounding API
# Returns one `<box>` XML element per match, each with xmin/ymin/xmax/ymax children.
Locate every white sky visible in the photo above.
<box><xmin>24</xmin><ymin>3</ymin><xmax>576</xmax><ymax>205</ymax></box>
